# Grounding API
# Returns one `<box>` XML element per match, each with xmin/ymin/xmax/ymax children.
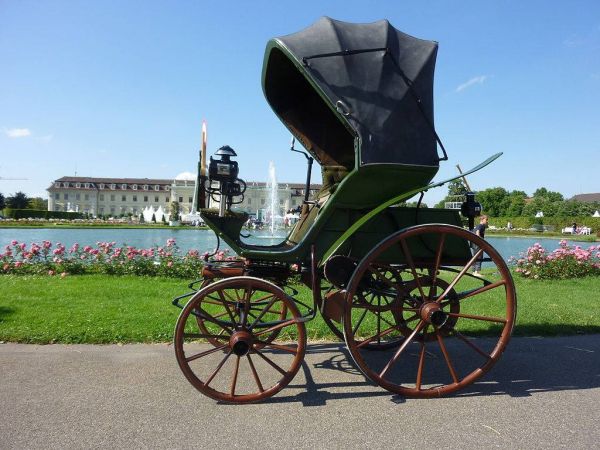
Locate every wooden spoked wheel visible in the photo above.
<box><xmin>174</xmin><ymin>276</ymin><xmax>306</xmax><ymax>403</ymax></box>
<box><xmin>343</xmin><ymin>224</ymin><xmax>516</xmax><ymax>398</ymax></box>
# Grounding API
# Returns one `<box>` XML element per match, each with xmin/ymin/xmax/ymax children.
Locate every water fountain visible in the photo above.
<box><xmin>266</xmin><ymin>161</ymin><xmax>280</xmax><ymax>235</ymax></box>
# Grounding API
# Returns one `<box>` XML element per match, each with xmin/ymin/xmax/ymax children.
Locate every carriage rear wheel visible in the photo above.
<box><xmin>174</xmin><ymin>276</ymin><xmax>306</xmax><ymax>403</ymax></box>
<box><xmin>319</xmin><ymin>265</ymin><xmax>407</xmax><ymax>350</ymax></box>
<box><xmin>343</xmin><ymin>224</ymin><xmax>516</xmax><ymax>398</ymax></box>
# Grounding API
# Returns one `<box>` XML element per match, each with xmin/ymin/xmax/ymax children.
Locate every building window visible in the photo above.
<box><xmin>279</xmin><ymin>199</ymin><xmax>284</xmax><ymax>205</ymax></box>
<box><xmin>76</xmin><ymin>183</ymin><xmax>81</xmax><ymax>188</ymax></box>
<box><xmin>178</xmin><ymin>196</ymin><xmax>183</xmax><ymax>203</ymax></box>
<box><xmin>154</xmin><ymin>196</ymin><xmax>159</xmax><ymax>202</ymax></box>
<box><xmin>188</xmin><ymin>197</ymin><xmax>192</xmax><ymax>203</ymax></box>
<box><xmin>63</xmin><ymin>182</ymin><xmax>69</xmax><ymax>188</ymax></box>
<box><xmin>84</xmin><ymin>183</ymin><xmax>90</xmax><ymax>189</ymax></box>
<box><xmin>110</xmin><ymin>207</ymin><xmax>115</xmax><ymax>214</ymax></box>
<box><xmin>84</xmin><ymin>194</ymin><xmax>89</xmax><ymax>200</ymax></box>
<box><xmin>261</xmin><ymin>199</ymin><xmax>265</xmax><ymax>205</ymax></box>
<box><xmin>110</xmin><ymin>184</ymin><xmax>116</xmax><ymax>190</ymax></box>
<box><xmin>165</xmin><ymin>185</ymin><xmax>170</xmax><ymax>191</ymax></box>
<box><xmin>54</xmin><ymin>193</ymin><xmax>59</xmax><ymax>199</ymax></box>
<box><xmin>143</xmin><ymin>185</ymin><xmax>148</xmax><ymax>190</ymax></box>
<box><xmin>154</xmin><ymin>185</ymin><xmax>160</xmax><ymax>191</ymax></box>
<box><xmin>165</xmin><ymin>197</ymin><xmax>169</xmax><ymax>202</ymax></box>
<box><xmin>110</xmin><ymin>194</ymin><xmax>115</xmax><ymax>201</ymax></box>
<box><xmin>54</xmin><ymin>182</ymin><xmax>61</xmax><ymax>188</ymax></box>
<box><xmin>133</xmin><ymin>195</ymin><xmax>137</xmax><ymax>202</ymax></box>
<box><xmin>144</xmin><ymin>196</ymin><xmax>148</xmax><ymax>202</ymax></box>
<box><xmin>121</xmin><ymin>184</ymin><xmax>127</xmax><ymax>190</ymax></box>
<box><xmin>99</xmin><ymin>207</ymin><xmax>104</xmax><ymax>214</ymax></box>
<box><xmin>121</xmin><ymin>195</ymin><xmax>126</xmax><ymax>202</ymax></box>
<box><xmin>99</xmin><ymin>194</ymin><xmax>104</xmax><ymax>201</ymax></box>
<box><xmin>248</xmin><ymin>198</ymin><xmax>252</xmax><ymax>205</ymax></box>
<box><xmin>132</xmin><ymin>184</ymin><xmax>137</xmax><ymax>190</ymax></box>
<box><xmin>64</xmin><ymin>193</ymin><xmax>69</xmax><ymax>200</ymax></box>
<box><xmin>99</xmin><ymin>183</ymin><xmax>105</xmax><ymax>189</ymax></box>
<box><xmin>75</xmin><ymin>193</ymin><xmax>81</xmax><ymax>200</ymax></box>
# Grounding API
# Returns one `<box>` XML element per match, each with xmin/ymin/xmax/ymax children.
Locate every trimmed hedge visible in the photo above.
<box><xmin>4</xmin><ymin>209</ymin><xmax>83</xmax><ymax>220</ymax></box>
<box><xmin>489</xmin><ymin>216</ymin><xmax>600</xmax><ymax>230</ymax></box>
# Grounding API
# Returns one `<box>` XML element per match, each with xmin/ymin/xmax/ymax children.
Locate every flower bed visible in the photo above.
<box><xmin>0</xmin><ymin>239</ymin><xmax>229</xmax><ymax>278</ymax></box>
<box><xmin>511</xmin><ymin>240</ymin><xmax>600</xmax><ymax>279</ymax></box>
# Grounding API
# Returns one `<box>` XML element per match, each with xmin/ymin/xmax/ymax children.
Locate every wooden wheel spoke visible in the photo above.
<box><xmin>452</xmin><ymin>330</ymin><xmax>492</xmax><ymax>360</ymax></box>
<box><xmin>183</xmin><ymin>332</ymin><xmax>230</xmax><ymax>340</ymax></box>
<box><xmin>204</xmin><ymin>350</ymin><xmax>232</xmax><ymax>387</ymax></box>
<box><xmin>246</xmin><ymin>354</ymin><xmax>264</xmax><ymax>393</ymax></box>
<box><xmin>429</xmin><ymin>233</ymin><xmax>446</xmax><ymax>301</ymax></box>
<box><xmin>230</xmin><ymin>355</ymin><xmax>241</xmax><ymax>397</ymax></box>
<box><xmin>216</xmin><ymin>290</ymin><xmax>237</xmax><ymax>324</ymax></box>
<box><xmin>255</xmin><ymin>341</ymin><xmax>298</xmax><ymax>354</ymax></box>
<box><xmin>399</xmin><ymin>239</ymin><xmax>428</xmax><ymax>301</ymax></box>
<box><xmin>195</xmin><ymin>309</ymin><xmax>234</xmax><ymax>334</ymax></box>
<box><xmin>254</xmin><ymin>348</ymin><xmax>287</xmax><ymax>376</ymax></box>
<box><xmin>436</xmin><ymin>248</ymin><xmax>484</xmax><ymax>304</ymax></box>
<box><xmin>249</xmin><ymin>296</ymin><xmax>280</xmax><ymax>330</ymax></box>
<box><xmin>379</xmin><ymin>320</ymin><xmax>426</xmax><ymax>378</ymax></box>
<box><xmin>249</xmin><ymin>293</ymin><xmax>276</xmax><ymax>304</ymax></box>
<box><xmin>356</xmin><ymin>325</ymin><xmax>398</xmax><ymax>349</ymax></box>
<box><xmin>185</xmin><ymin>343</ymin><xmax>229</xmax><ymax>363</ymax></box>
<box><xmin>352</xmin><ymin>306</ymin><xmax>370</xmax><ymax>335</ymax></box>
<box><xmin>254</xmin><ymin>318</ymin><xmax>297</xmax><ymax>338</ymax></box>
<box><xmin>416</xmin><ymin>325</ymin><xmax>429</xmax><ymax>390</ymax></box>
<box><xmin>436</xmin><ymin>328</ymin><xmax>459</xmax><ymax>384</ymax></box>
<box><xmin>447</xmin><ymin>312</ymin><xmax>507</xmax><ymax>324</ymax></box>
<box><xmin>453</xmin><ymin>280</ymin><xmax>507</xmax><ymax>303</ymax></box>
<box><xmin>370</xmin><ymin>267</ymin><xmax>402</xmax><ymax>291</ymax></box>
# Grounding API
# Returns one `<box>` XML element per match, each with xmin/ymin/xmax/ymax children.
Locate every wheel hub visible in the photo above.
<box><xmin>229</xmin><ymin>330</ymin><xmax>253</xmax><ymax>356</ymax></box>
<box><xmin>420</xmin><ymin>302</ymin><xmax>448</xmax><ymax>327</ymax></box>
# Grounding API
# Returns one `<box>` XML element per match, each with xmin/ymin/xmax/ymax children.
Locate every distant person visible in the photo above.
<box><xmin>472</xmin><ymin>215</ymin><xmax>489</xmax><ymax>277</ymax></box>
<box><xmin>507</xmin><ymin>221</ymin><xmax>513</xmax><ymax>232</ymax></box>
<box><xmin>572</xmin><ymin>222</ymin><xmax>577</xmax><ymax>234</ymax></box>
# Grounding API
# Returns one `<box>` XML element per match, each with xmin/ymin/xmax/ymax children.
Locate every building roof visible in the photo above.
<box><xmin>571</xmin><ymin>193</ymin><xmax>600</xmax><ymax>203</ymax></box>
<box><xmin>53</xmin><ymin>176</ymin><xmax>172</xmax><ymax>185</ymax></box>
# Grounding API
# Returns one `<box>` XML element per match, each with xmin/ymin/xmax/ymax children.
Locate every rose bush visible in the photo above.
<box><xmin>511</xmin><ymin>240</ymin><xmax>600</xmax><ymax>279</ymax></box>
<box><xmin>0</xmin><ymin>239</ymin><xmax>231</xmax><ymax>278</ymax></box>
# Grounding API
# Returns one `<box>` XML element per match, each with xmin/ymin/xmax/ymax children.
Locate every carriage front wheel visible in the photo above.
<box><xmin>174</xmin><ymin>276</ymin><xmax>306</xmax><ymax>403</ymax></box>
<box><xmin>343</xmin><ymin>224</ymin><xmax>516</xmax><ymax>398</ymax></box>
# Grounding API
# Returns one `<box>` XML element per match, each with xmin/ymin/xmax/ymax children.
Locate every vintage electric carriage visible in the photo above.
<box><xmin>172</xmin><ymin>18</ymin><xmax>516</xmax><ymax>403</ymax></box>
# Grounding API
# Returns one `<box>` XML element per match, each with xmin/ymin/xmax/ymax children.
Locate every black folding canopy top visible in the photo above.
<box><xmin>262</xmin><ymin>17</ymin><xmax>442</xmax><ymax>170</ymax></box>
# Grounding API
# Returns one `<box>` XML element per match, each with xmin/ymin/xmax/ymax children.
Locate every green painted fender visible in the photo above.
<box><xmin>319</xmin><ymin>152</ymin><xmax>503</xmax><ymax>265</ymax></box>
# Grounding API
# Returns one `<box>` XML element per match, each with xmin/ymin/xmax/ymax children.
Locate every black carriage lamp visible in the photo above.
<box><xmin>208</xmin><ymin>145</ymin><xmax>246</xmax><ymax>217</ymax></box>
<box><xmin>460</xmin><ymin>192</ymin><xmax>482</xmax><ymax>231</ymax></box>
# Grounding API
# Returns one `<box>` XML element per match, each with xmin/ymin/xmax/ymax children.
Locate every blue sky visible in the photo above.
<box><xmin>1</xmin><ymin>0</ymin><xmax>599</xmax><ymax>206</ymax></box>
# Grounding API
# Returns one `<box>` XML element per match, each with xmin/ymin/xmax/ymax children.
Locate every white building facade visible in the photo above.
<box><xmin>47</xmin><ymin>175</ymin><xmax>320</xmax><ymax>219</ymax></box>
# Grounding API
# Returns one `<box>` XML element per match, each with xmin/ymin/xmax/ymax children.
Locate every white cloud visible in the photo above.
<box><xmin>455</xmin><ymin>75</ymin><xmax>488</xmax><ymax>93</ymax></box>
<box><xmin>4</xmin><ymin>128</ymin><xmax>32</xmax><ymax>138</ymax></box>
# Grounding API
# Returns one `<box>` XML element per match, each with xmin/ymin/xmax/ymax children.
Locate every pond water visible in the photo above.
<box><xmin>0</xmin><ymin>227</ymin><xmax>591</xmax><ymax>261</ymax></box>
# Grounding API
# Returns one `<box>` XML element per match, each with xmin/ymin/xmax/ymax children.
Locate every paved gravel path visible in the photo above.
<box><xmin>1</xmin><ymin>335</ymin><xmax>599</xmax><ymax>449</ymax></box>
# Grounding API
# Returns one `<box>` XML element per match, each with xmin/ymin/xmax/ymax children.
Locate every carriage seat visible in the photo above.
<box><xmin>287</xmin><ymin>165</ymin><xmax>349</xmax><ymax>245</ymax></box>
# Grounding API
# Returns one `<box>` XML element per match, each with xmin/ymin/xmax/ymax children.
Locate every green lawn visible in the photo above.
<box><xmin>0</xmin><ymin>274</ymin><xmax>598</xmax><ymax>343</ymax></box>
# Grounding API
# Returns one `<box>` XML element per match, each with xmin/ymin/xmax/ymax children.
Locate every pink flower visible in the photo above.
<box><xmin>60</xmin><ymin>272</ymin><xmax>67</xmax><ymax>278</ymax></box>
<box><xmin>3</xmin><ymin>263</ymin><xmax>9</xmax><ymax>271</ymax></box>
<box><xmin>11</xmin><ymin>240</ymin><xmax>18</xmax><ymax>246</ymax></box>
<box><xmin>48</xmin><ymin>270</ymin><xmax>55</xmax><ymax>276</ymax></box>
<box><xmin>167</xmin><ymin>261</ymin><xmax>173</xmax><ymax>267</ymax></box>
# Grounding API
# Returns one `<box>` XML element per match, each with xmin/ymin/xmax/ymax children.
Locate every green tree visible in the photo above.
<box><xmin>0</xmin><ymin>192</ymin><xmax>5</xmax><ymax>211</ymax></box>
<box><xmin>434</xmin><ymin>180</ymin><xmax>467</xmax><ymax>208</ymax></box>
<box><xmin>170</xmin><ymin>201</ymin><xmax>180</xmax><ymax>221</ymax></box>
<box><xmin>506</xmin><ymin>190</ymin><xmax>527</xmax><ymax>216</ymax></box>
<box><xmin>6</xmin><ymin>191</ymin><xmax>29</xmax><ymax>209</ymax></box>
<box><xmin>151</xmin><ymin>213</ymin><xmax>156</xmax><ymax>223</ymax></box>
<box><xmin>533</xmin><ymin>187</ymin><xmax>563</xmax><ymax>202</ymax></box>
<box><xmin>28</xmin><ymin>197</ymin><xmax>47</xmax><ymax>210</ymax></box>
<box><xmin>476</xmin><ymin>187</ymin><xmax>510</xmax><ymax>217</ymax></box>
